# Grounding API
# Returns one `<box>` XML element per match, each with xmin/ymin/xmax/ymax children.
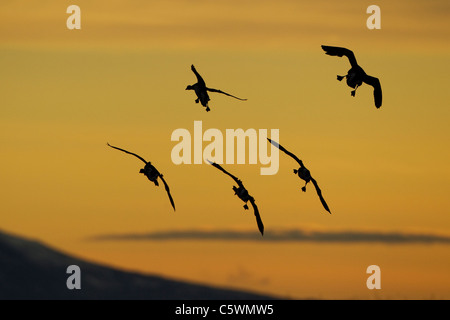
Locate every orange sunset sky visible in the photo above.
<box><xmin>1</xmin><ymin>0</ymin><xmax>450</xmax><ymax>299</ymax></box>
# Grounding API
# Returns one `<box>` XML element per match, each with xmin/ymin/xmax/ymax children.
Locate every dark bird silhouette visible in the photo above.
<box><xmin>107</xmin><ymin>143</ymin><xmax>175</xmax><ymax>211</ymax></box>
<box><xmin>268</xmin><ymin>139</ymin><xmax>331</xmax><ymax>214</ymax></box>
<box><xmin>321</xmin><ymin>45</ymin><xmax>382</xmax><ymax>109</ymax></box>
<box><xmin>207</xmin><ymin>160</ymin><xmax>264</xmax><ymax>236</ymax></box>
<box><xmin>185</xmin><ymin>64</ymin><xmax>247</xmax><ymax>112</ymax></box>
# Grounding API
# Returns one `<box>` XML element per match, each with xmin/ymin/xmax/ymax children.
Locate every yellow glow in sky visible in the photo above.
<box><xmin>1</xmin><ymin>0</ymin><xmax>450</xmax><ymax>299</ymax></box>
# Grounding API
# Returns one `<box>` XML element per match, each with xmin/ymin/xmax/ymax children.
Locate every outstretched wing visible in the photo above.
<box><xmin>310</xmin><ymin>177</ymin><xmax>331</xmax><ymax>214</ymax></box>
<box><xmin>206</xmin><ymin>87</ymin><xmax>247</xmax><ymax>101</ymax></box>
<box><xmin>207</xmin><ymin>160</ymin><xmax>243</xmax><ymax>188</ymax></box>
<box><xmin>249</xmin><ymin>196</ymin><xmax>264</xmax><ymax>236</ymax></box>
<box><xmin>159</xmin><ymin>174</ymin><xmax>176</xmax><ymax>211</ymax></box>
<box><xmin>191</xmin><ymin>64</ymin><xmax>206</xmax><ymax>86</ymax></box>
<box><xmin>107</xmin><ymin>143</ymin><xmax>147</xmax><ymax>164</ymax></box>
<box><xmin>363</xmin><ymin>75</ymin><xmax>382</xmax><ymax>109</ymax></box>
<box><xmin>267</xmin><ymin>138</ymin><xmax>304</xmax><ymax>168</ymax></box>
<box><xmin>321</xmin><ymin>45</ymin><xmax>358</xmax><ymax>68</ymax></box>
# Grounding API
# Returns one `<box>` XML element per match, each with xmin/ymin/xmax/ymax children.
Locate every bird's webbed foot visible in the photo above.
<box><xmin>351</xmin><ymin>85</ymin><xmax>359</xmax><ymax>97</ymax></box>
<box><xmin>337</xmin><ymin>75</ymin><xmax>345</xmax><ymax>81</ymax></box>
<box><xmin>243</xmin><ymin>204</ymin><xmax>249</xmax><ymax>210</ymax></box>
<box><xmin>195</xmin><ymin>99</ymin><xmax>199</xmax><ymax>104</ymax></box>
<box><xmin>206</xmin><ymin>106</ymin><xmax>210</xmax><ymax>112</ymax></box>
<box><xmin>301</xmin><ymin>180</ymin><xmax>309</xmax><ymax>192</ymax></box>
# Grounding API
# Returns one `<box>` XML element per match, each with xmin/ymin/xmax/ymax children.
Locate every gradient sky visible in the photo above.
<box><xmin>1</xmin><ymin>0</ymin><xmax>450</xmax><ymax>299</ymax></box>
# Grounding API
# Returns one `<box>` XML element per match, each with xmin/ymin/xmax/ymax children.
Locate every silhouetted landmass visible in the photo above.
<box><xmin>0</xmin><ymin>230</ymin><xmax>278</xmax><ymax>300</ymax></box>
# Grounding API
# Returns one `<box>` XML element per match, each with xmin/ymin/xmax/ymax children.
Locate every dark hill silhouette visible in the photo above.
<box><xmin>0</xmin><ymin>230</ymin><xmax>278</xmax><ymax>300</ymax></box>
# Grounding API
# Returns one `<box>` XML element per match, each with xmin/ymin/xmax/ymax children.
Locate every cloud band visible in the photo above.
<box><xmin>88</xmin><ymin>228</ymin><xmax>450</xmax><ymax>244</ymax></box>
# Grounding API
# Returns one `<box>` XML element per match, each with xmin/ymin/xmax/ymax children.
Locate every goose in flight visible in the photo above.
<box><xmin>186</xmin><ymin>64</ymin><xmax>247</xmax><ymax>112</ymax></box>
<box><xmin>268</xmin><ymin>139</ymin><xmax>331</xmax><ymax>214</ymax></box>
<box><xmin>107</xmin><ymin>143</ymin><xmax>175</xmax><ymax>211</ymax></box>
<box><xmin>321</xmin><ymin>45</ymin><xmax>382</xmax><ymax>109</ymax></box>
<box><xmin>208</xmin><ymin>160</ymin><xmax>264</xmax><ymax>236</ymax></box>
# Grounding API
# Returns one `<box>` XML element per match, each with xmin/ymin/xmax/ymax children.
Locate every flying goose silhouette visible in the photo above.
<box><xmin>208</xmin><ymin>160</ymin><xmax>264</xmax><ymax>236</ymax></box>
<box><xmin>107</xmin><ymin>143</ymin><xmax>175</xmax><ymax>211</ymax></box>
<box><xmin>321</xmin><ymin>45</ymin><xmax>382</xmax><ymax>109</ymax></box>
<box><xmin>186</xmin><ymin>64</ymin><xmax>247</xmax><ymax>112</ymax></box>
<box><xmin>268</xmin><ymin>139</ymin><xmax>331</xmax><ymax>214</ymax></box>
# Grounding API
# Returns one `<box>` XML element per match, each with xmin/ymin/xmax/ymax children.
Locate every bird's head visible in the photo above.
<box><xmin>139</xmin><ymin>168</ymin><xmax>145</xmax><ymax>174</ymax></box>
<box><xmin>185</xmin><ymin>85</ymin><xmax>193</xmax><ymax>90</ymax></box>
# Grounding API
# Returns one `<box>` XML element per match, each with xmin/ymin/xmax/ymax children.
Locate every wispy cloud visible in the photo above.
<box><xmin>1</xmin><ymin>0</ymin><xmax>448</xmax><ymax>51</ymax></box>
<box><xmin>88</xmin><ymin>228</ymin><xmax>450</xmax><ymax>244</ymax></box>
